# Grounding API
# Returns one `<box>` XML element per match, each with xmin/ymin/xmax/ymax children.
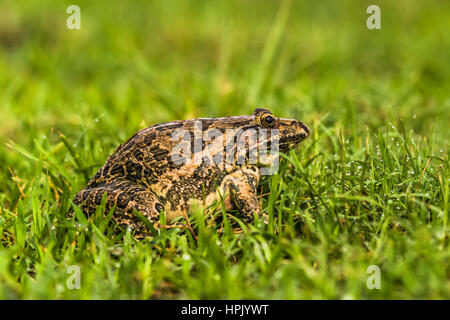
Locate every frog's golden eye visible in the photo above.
<box><xmin>260</xmin><ymin>113</ymin><xmax>276</xmax><ymax>128</ymax></box>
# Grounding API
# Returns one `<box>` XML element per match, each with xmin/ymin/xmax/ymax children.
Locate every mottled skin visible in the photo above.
<box><xmin>72</xmin><ymin>108</ymin><xmax>309</xmax><ymax>238</ymax></box>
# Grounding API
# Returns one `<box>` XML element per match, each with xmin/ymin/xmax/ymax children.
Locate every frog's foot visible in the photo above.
<box><xmin>260</xmin><ymin>211</ymin><xmax>269</xmax><ymax>224</ymax></box>
<box><xmin>72</xmin><ymin>180</ymin><xmax>164</xmax><ymax>237</ymax></box>
<box><xmin>222</xmin><ymin>166</ymin><xmax>266</xmax><ymax>223</ymax></box>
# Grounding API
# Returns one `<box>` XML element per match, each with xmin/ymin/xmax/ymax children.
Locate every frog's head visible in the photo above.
<box><xmin>167</xmin><ymin>108</ymin><xmax>309</xmax><ymax>168</ymax></box>
<box><xmin>251</xmin><ymin>108</ymin><xmax>309</xmax><ymax>153</ymax></box>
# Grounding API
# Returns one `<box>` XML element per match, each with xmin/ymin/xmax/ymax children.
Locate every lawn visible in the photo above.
<box><xmin>0</xmin><ymin>0</ymin><xmax>448</xmax><ymax>299</ymax></box>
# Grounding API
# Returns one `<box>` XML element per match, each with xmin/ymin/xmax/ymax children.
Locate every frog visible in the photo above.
<box><xmin>71</xmin><ymin>108</ymin><xmax>310</xmax><ymax>238</ymax></box>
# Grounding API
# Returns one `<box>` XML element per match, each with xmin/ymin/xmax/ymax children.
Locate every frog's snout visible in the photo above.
<box><xmin>289</xmin><ymin>119</ymin><xmax>310</xmax><ymax>140</ymax></box>
<box><xmin>299</xmin><ymin>121</ymin><xmax>310</xmax><ymax>138</ymax></box>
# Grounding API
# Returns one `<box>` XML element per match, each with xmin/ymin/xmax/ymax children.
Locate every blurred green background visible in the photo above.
<box><xmin>1</xmin><ymin>0</ymin><xmax>449</xmax><ymax>142</ymax></box>
<box><xmin>0</xmin><ymin>0</ymin><xmax>448</xmax><ymax>299</ymax></box>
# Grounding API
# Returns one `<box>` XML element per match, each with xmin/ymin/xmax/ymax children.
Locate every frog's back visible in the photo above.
<box><xmin>85</xmin><ymin>120</ymin><xmax>186</xmax><ymax>189</ymax></box>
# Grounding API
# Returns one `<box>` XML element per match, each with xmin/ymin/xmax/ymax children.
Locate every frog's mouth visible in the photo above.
<box><xmin>249</xmin><ymin>132</ymin><xmax>307</xmax><ymax>155</ymax></box>
<box><xmin>278</xmin><ymin>132</ymin><xmax>309</xmax><ymax>152</ymax></box>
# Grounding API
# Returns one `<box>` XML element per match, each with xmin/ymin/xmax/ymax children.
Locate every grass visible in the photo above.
<box><xmin>0</xmin><ymin>0</ymin><xmax>449</xmax><ymax>299</ymax></box>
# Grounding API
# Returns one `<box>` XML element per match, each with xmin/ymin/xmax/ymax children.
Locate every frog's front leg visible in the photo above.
<box><xmin>222</xmin><ymin>166</ymin><xmax>268</xmax><ymax>223</ymax></box>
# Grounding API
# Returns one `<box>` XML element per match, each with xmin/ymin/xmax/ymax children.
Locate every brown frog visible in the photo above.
<box><xmin>72</xmin><ymin>108</ymin><xmax>309</xmax><ymax>237</ymax></box>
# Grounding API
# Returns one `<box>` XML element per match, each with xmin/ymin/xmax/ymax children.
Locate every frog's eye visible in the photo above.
<box><xmin>260</xmin><ymin>113</ymin><xmax>276</xmax><ymax>128</ymax></box>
